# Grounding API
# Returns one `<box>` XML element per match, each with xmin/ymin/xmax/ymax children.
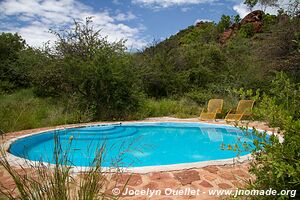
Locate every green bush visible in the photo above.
<box><xmin>239</xmin><ymin>23</ymin><xmax>255</xmax><ymax>38</ymax></box>
<box><xmin>233</xmin><ymin>72</ymin><xmax>300</xmax><ymax>199</ymax></box>
<box><xmin>184</xmin><ymin>90</ymin><xmax>213</xmax><ymax>105</ymax></box>
<box><xmin>255</xmin><ymin>72</ymin><xmax>300</xmax><ymax>127</ymax></box>
<box><xmin>31</xmin><ymin>18</ymin><xmax>143</xmax><ymax>120</ymax></box>
<box><xmin>136</xmin><ymin>98</ymin><xmax>200</xmax><ymax>119</ymax></box>
<box><xmin>0</xmin><ymin>33</ymin><xmax>30</xmax><ymax>93</ymax></box>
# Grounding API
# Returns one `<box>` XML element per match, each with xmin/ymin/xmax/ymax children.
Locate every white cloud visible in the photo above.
<box><xmin>0</xmin><ymin>0</ymin><xmax>147</xmax><ymax>49</ymax></box>
<box><xmin>233</xmin><ymin>2</ymin><xmax>250</xmax><ymax>18</ymax></box>
<box><xmin>181</xmin><ymin>7</ymin><xmax>192</xmax><ymax>12</ymax></box>
<box><xmin>233</xmin><ymin>0</ymin><xmax>290</xmax><ymax>18</ymax></box>
<box><xmin>132</xmin><ymin>0</ymin><xmax>215</xmax><ymax>8</ymax></box>
<box><xmin>115</xmin><ymin>11</ymin><xmax>136</xmax><ymax>21</ymax></box>
<box><xmin>194</xmin><ymin>18</ymin><xmax>213</xmax><ymax>24</ymax></box>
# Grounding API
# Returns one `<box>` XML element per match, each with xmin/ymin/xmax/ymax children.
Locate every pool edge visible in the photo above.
<box><xmin>2</xmin><ymin>120</ymin><xmax>279</xmax><ymax>174</ymax></box>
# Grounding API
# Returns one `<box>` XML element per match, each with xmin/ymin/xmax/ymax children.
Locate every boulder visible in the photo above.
<box><xmin>220</xmin><ymin>10</ymin><xmax>265</xmax><ymax>43</ymax></box>
<box><xmin>240</xmin><ymin>10</ymin><xmax>264</xmax><ymax>33</ymax></box>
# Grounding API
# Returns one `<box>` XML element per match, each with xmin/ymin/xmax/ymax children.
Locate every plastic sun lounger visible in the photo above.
<box><xmin>199</xmin><ymin>99</ymin><xmax>224</xmax><ymax>121</ymax></box>
<box><xmin>225</xmin><ymin>100</ymin><xmax>255</xmax><ymax>122</ymax></box>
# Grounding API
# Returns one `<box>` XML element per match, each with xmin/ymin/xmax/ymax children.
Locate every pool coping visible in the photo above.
<box><xmin>2</xmin><ymin>120</ymin><xmax>280</xmax><ymax>174</ymax></box>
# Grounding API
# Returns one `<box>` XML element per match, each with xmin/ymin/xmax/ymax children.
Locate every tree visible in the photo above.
<box><xmin>244</xmin><ymin>0</ymin><xmax>278</xmax><ymax>11</ymax></box>
<box><xmin>217</xmin><ymin>15</ymin><xmax>231</xmax><ymax>32</ymax></box>
<box><xmin>244</xmin><ymin>0</ymin><xmax>259</xmax><ymax>10</ymax></box>
<box><xmin>0</xmin><ymin>33</ymin><xmax>28</xmax><ymax>93</ymax></box>
<box><xmin>34</xmin><ymin>17</ymin><xmax>142</xmax><ymax>119</ymax></box>
<box><xmin>234</xmin><ymin>15</ymin><xmax>241</xmax><ymax>24</ymax></box>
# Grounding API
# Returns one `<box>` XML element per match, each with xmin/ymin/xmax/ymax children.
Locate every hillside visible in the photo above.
<box><xmin>134</xmin><ymin>11</ymin><xmax>300</xmax><ymax>101</ymax></box>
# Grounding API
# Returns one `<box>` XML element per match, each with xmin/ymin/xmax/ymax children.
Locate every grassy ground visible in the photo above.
<box><xmin>0</xmin><ymin>89</ymin><xmax>85</xmax><ymax>133</ymax></box>
<box><xmin>0</xmin><ymin>90</ymin><xmax>202</xmax><ymax>133</ymax></box>
<box><xmin>136</xmin><ymin>98</ymin><xmax>201</xmax><ymax>119</ymax></box>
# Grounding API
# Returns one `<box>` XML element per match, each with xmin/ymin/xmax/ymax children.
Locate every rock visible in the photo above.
<box><xmin>240</xmin><ymin>10</ymin><xmax>264</xmax><ymax>26</ymax></box>
<box><xmin>233</xmin><ymin>169</ymin><xmax>251</xmax><ymax>178</ymax></box>
<box><xmin>143</xmin><ymin>182</ymin><xmax>159</xmax><ymax>190</ymax></box>
<box><xmin>203</xmin><ymin>174</ymin><xmax>217</xmax><ymax>181</ymax></box>
<box><xmin>203</xmin><ymin>166</ymin><xmax>219</xmax><ymax>174</ymax></box>
<box><xmin>218</xmin><ymin>183</ymin><xmax>233</xmax><ymax>189</ymax></box>
<box><xmin>173</xmin><ymin>170</ymin><xmax>201</xmax><ymax>185</ymax></box>
<box><xmin>113</xmin><ymin>174</ymin><xmax>143</xmax><ymax>187</ymax></box>
<box><xmin>199</xmin><ymin>180</ymin><xmax>214</xmax><ymax>188</ymax></box>
<box><xmin>148</xmin><ymin>172</ymin><xmax>172</xmax><ymax>180</ymax></box>
<box><xmin>219</xmin><ymin>172</ymin><xmax>237</xmax><ymax>181</ymax></box>
<box><xmin>220</xmin><ymin>10</ymin><xmax>265</xmax><ymax>43</ymax></box>
<box><xmin>232</xmin><ymin>181</ymin><xmax>245</xmax><ymax>188</ymax></box>
<box><xmin>240</xmin><ymin>10</ymin><xmax>264</xmax><ymax>33</ymax></box>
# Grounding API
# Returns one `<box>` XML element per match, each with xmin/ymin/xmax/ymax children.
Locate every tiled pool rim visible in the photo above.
<box><xmin>2</xmin><ymin>118</ymin><xmax>281</xmax><ymax>174</ymax></box>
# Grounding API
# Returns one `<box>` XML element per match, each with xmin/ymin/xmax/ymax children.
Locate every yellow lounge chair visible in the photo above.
<box><xmin>225</xmin><ymin>100</ymin><xmax>255</xmax><ymax>122</ymax></box>
<box><xmin>199</xmin><ymin>99</ymin><xmax>223</xmax><ymax>121</ymax></box>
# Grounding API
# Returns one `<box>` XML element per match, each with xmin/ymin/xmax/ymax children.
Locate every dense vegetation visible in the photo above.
<box><xmin>1</xmin><ymin>12</ymin><xmax>299</xmax><ymax>133</ymax></box>
<box><xmin>0</xmin><ymin>0</ymin><xmax>300</xmax><ymax>199</ymax></box>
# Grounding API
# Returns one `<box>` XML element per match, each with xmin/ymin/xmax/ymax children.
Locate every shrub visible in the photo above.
<box><xmin>184</xmin><ymin>90</ymin><xmax>213</xmax><ymax>105</ymax></box>
<box><xmin>32</xmin><ymin>18</ymin><xmax>143</xmax><ymax>120</ymax></box>
<box><xmin>231</xmin><ymin>72</ymin><xmax>300</xmax><ymax>199</ymax></box>
<box><xmin>136</xmin><ymin>98</ymin><xmax>200</xmax><ymax>119</ymax></box>
<box><xmin>239</xmin><ymin>23</ymin><xmax>255</xmax><ymax>38</ymax></box>
<box><xmin>0</xmin><ymin>33</ymin><xmax>30</xmax><ymax>93</ymax></box>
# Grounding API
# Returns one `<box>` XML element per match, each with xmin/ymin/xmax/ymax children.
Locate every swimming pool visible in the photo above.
<box><xmin>9</xmin><ymin>122</ymin><xmax>258</xmax><ymax>168</ymax></box>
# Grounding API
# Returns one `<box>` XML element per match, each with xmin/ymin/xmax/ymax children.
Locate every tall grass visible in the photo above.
<box><xmin>0</xmin><ymin>133</ymin><xmax>126</xmax><ymax>199</ymax></box>
<box><xmin>0</xmin><ymin>90</ymin><xmax>202</xmax><ymax>133</ymax></box>
<box><xmin>136</xmin><ymin>98</ymin><xmax>201</xmax><ymax>119</ymax></box>
<box><xmin>0</xmin><ymin>89</ymin><xmax>91</xmax><ymax>133</ymax></box>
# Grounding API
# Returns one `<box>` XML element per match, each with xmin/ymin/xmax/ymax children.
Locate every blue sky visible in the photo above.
<box><xmin>0</xmin><ymin>0</ymin><xmax>279</xmax><ymax>50</ymax></box>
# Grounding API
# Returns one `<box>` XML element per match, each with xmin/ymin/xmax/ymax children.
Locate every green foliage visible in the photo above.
<box><xmin>0</xmin><ymin>89</ymin><xmax>90</xmax><ymax>133</ymax></box>
<box><xmin>244</xmin><ymin>0</ymin><xmax>278</xmax><ymax>9</ymax></box>
<box><xmin>184</xmin><ymin>90</ymin><xmax>214</xmax><ymax>105</ymax></box>
<box><xmin>239</xmin><ymin>23</ymin><xmax>255</xmax><ymax>38</ymax></box>
<box><xmin>136</xmin><ymin>98</ymin><xmax>200</xmax><ymax>119</ymax></box>
<box><xmin>247</xmin><ymin>120</ymin><xmax>300</xmax><ymax>199</ymax></box>
<box><xmin>0</xmin><ymin>33</ymin><xmax>29</xmax><ymax>93</ymax></box>
<box><xmin>244</xmin><ymin>0</ymin><xmax>259</xmax><ymax>9</ymax></box>
<box><xmin>250</xmin><ymin>115</ymin><xmax>300</xmax><ymax>199</ymax></box>
<box><xmin>227</xmin><ymin>73</ymin><xmax>300</xmax><ymax>199</ymax></box>
<box><xmin>234</xmin><ymin>15</ymin><xmax>241</xmax><ymax>24</ymax></box>
<box><xmin>255</xmin><ymin>72</ymin><xmax>299</xmax><ymax>127</ymax></box>
<box><xmin>0</xmin><ymin>13</ymin><xmax>299</xmax><ymax>131</ymax></box>
<box><xmin>217</xmin><ymin>15</ymin><xmax>231</xmax><ymax>32</ymax></box>
<box><xmin>232</xmin><ymin>88</ymin><xmax>261</xmax><ymax>101</ymax></box>
<box><xmin>263</xmin><ymin>14</ymin><xmax>278</xmax><ymax>25</ymax></box>
<box><xmin>32</xmin><ymin>18</ymin><xmax>142</xmax><ymax>120</ymax></box>
<box><xmin>135</xmin><ymin>13</ymin><xmax>299</xmax><ymax>107</ymax></box>
<box><xmin>292</xmin><ymin>32</ymin><xmax>300</xmax><ymax>53</ymax></box>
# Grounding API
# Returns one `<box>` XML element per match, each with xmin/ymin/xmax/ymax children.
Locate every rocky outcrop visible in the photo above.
<box><xmin>240</xmin><ymin>10</ymin><xmax>264</xmax><ymax>32</ymax></box>
<box><xmin>220</xmin><ymin>10</ymin><xmax>265</xmax><ymax>43</ymax></box>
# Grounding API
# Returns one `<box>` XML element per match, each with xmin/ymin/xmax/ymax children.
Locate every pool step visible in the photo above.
<box><xmin>65</xmin><ymin>126</ymin><xmax>125</xmax><ymax>135</ymax></box>
<box><xmin>59</xmin><ymin>127</ymin><xmax>138</xmax><ymax>140</ymax></box>
<box><xmin>66</xmin><ymin>125</ymin><xmax>117</xmax><ymax>132</ymax></box>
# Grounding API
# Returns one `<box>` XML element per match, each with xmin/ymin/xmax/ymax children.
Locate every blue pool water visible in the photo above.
<box><xmin>9</xmin><ymin>123</ymin><xmax>258</xmax><ymax>167</ymax></box>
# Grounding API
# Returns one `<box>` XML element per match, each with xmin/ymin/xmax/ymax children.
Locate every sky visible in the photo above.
<box><xmin>0</xmin><ymin>0</ymin><xmax>281</xmax><ymax>50</ymax></box>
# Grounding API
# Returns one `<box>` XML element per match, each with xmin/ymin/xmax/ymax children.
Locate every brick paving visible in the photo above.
<box><xmin>0</xmin><ymin>118</ymin><xmax>277</xmax><ymax>199</ymax></box>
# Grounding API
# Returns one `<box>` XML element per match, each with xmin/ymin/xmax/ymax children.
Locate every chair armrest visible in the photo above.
<box><xmin>200</xmin><ymin>108</ymin><xmax>206</xmax><ymax>114</ymax></box>
<box><xmin>226</xmin><ymin>109</ymin><xmax>233</xmax><ymax>114</ymax></box>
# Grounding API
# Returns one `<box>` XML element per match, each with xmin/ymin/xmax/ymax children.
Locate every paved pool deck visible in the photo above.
<box><xmin>0</xmin><ymin>117</ymin><xmax>278</xmax><ymax>199</ymax></box>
